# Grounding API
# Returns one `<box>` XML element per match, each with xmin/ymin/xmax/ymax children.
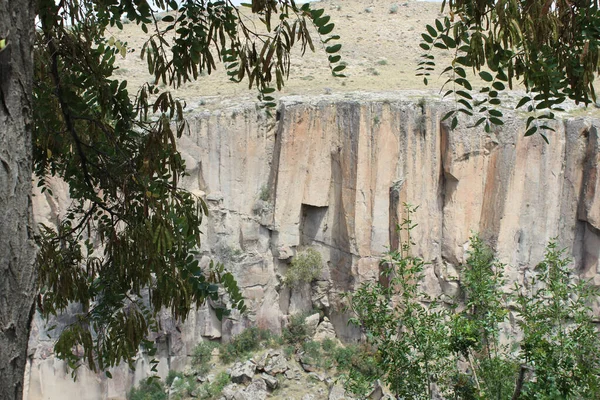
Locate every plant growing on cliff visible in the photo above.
<box><xmin>128</xmin><ymin>377</ymin><xmax>167</xmax><ymax>400</ymax></box>
<box><xmin>345</xmin><ymin>205</ymin><xmax>600</xmax><ymax>399</ymax></box>
<box><xmin>418</xmin><ymin>1</ymin><xmax>600</xmax><ymax>142</ymax></box>
<box><xmin>347</xmin><ymin>204</ymin><xmax>453</xmax><ymax>398</ymax></box>
<box><xmin>192</xmin><ymin>341</ymin><xmax>218</xmax><ymax>375</ymax></box>
<box><xmin>1</xmin><ymin>0</ymin><xmax>346</xmax><ymax>394</ymax></box>
<box><xmin>285</xmin><ymin>248</ymin><xmax>324</xmax><ymax>286</ymax></box>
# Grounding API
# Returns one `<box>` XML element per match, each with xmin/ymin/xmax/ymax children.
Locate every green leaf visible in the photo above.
<box><xmin>516</xmin><ymin>97</ymin><xmax>531</xmax><ymax>109</ymax></box>
<box><xmin>451</xmin><ymin>116</ymin><xmax>458</xmax><ymax>130</ymax></box>
<box><xmin>441</xmin><ymin>110</ymin><xmax>454</xmax><ymax>121</ymax></box>
<box><xmin>315</xmin><ymin>16</ymin><xmax>331</xmax><ymax>27</ymax></box>
<box><xmin>435</xmin><ymin>19</ymin><xmax>444</xmax><ymax>32</ymax></box>
<box><xmin>456</xmin><ymin>90</ymin><xmax>472</xmax><ymax>99</ymax></box>
<box><xmin>492</xmin><ymin>82</ymin><xmax>505</xmax><ymax>90</ymax></box>
<box><xmin>525</xmin><ymin>126</ymin><xmax>537</xmax><ymax>136</ymax></box>
<box><xmin>328</xmin><ymin>55</ymin><xmax>341</xmax><ymax>63</ymax></box>
<box><xmin>427</xmin><ymin>25</ymin><xmax>437</xmax><ymax>37</ymax></box>
<box><xmin>471</xmin><ymin>117</ymin><xmax>486</xmax><ymax>128</ymax></box>
<box><xmin>421</xmin><ymin>34</ymin><xmax>433</xmax><ymax>44</ymax></box>
<box><xmin>311</xmin><ymin>8</ymin><xmax>325</xmax><ymax>19</ymax></box>
<box><xmin>454</xmin><ymin>78</ymin><xmax>473</xmax><ymax>90</ymax></box>
<box><xmin>325</xmin><ymin>44</ymin><xmax>342</xmax><ymax>53</ymax></box>
<box><xmin>319</xmin><ymin>23</ymin><xmax>335</xmax><ymax>35</ymax></box>
<box><xmin>479</xmin><ymin>71</ymin><xmax>493</xmax><ymax>82</ymax></box>
<box><xmin>440</xmin><ymin>35</ymin><xmax>456</xmax><ymax>48</ymax></box>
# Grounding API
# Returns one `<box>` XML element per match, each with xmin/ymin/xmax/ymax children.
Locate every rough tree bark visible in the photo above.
<box><xmin>0</xmin><ymin>0</ymin><xmax>36</xmax><ymax>399</ymax></box>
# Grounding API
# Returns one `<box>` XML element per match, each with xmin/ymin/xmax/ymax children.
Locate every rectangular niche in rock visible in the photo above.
<box><xmin>299</xmin><ymin>204</ymin><xmax>328</xmax><ymax>246</ymax></box>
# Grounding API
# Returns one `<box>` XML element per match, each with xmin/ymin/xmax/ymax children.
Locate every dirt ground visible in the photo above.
<box><xmin>112</xmin><ymin>0</ymin><xmax>600</xmax><ymax>116</ymax></box>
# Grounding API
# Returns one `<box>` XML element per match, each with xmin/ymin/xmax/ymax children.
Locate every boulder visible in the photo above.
<box><xmin>313</xmin><ymin>317</ymin><xmax>336</xmax><ymax>341</ymax></box>
<box><xmin>230</xmin><ymin>361</ymin><xmax>256</xmax><ymax>384</ymax></box>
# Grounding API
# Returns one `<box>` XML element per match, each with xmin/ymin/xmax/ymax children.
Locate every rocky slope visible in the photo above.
<box><xmin>25</xmin><ymin>92</ymin><xmax>600</xmax><ymax>399</ymax></box>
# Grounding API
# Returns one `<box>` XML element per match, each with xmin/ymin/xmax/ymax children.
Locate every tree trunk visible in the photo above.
<box><xmin>0</xmin><ymin>0</ymin><xmax>36</xmax><ymax>399</ymax></box>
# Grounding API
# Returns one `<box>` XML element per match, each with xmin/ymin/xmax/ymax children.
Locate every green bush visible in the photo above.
<box><xmin>192</xmin><ymin>341</ymin><xmax>217</xmax><ymax>375</ymax></box>
<box><xmin>301</xmin><ymin>340</ymin><xmax>322</xmax><ymax>364</ymax></box>
<box><xmin>127</xmin><ymin>377</ymin><xmax>167</xmax><ymax>400</ymax></box>
<box><xmin>285</xmin><ymin>248</ymin><xmax>323</xmax><ymax>286</ymax></box>
<box><xmin>219</xmin><ymin>326</ymin><xmax>272</xmax><ymax>363</ymax></box>
<box><xmin>346</xmin><ymin>204</ymin><xmax>600</xmax><ymax>399</ymax></box>
<box><xmin>165</xmin><ymin>370</ymin><xmax>184</xmax><ymax>387</ymax></box>
<box><xmin>282</xmin><ymin>313</ymin><xmax>310</xmax><ymax>345</ymax></box>
<box><xmin>321</xmin><ymin>338</ymin><xmax>337</xmax><ymax>352</ymax></box>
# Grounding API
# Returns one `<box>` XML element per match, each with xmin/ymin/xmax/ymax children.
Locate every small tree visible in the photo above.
<box><xmin>347</xmin><ymin>205</ymin><xmax>452</xmax><ymax>399</ymax></box>
<box><xmin>346</xmin><ymin>205</ymin><xmax>600</xmax><ymax>399</ymax></box>
<box><xmin>514</xmin><ymin>242</ymin><xmax>600</xmax><ymax>399</ymax></box>
<box><xmin>11</xmin><ymin>0</ymin><xmax>345</xmax><ymax>386</ymax></box>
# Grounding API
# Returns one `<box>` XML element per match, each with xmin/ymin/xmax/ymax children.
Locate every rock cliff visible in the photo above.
<box><xmin>25</xmin><ymin>93</ymin><xmax>600</xmax><ymax>399</ymax></box>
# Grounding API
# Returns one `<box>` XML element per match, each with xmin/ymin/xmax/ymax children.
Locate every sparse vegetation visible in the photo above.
<box><xmin>192</xmin><ymin>341</ymin><xmax>217</xmax><ymax>375</ymax></box>
<box><xmin>194</xmin><ymin>372</ymin><xmax>230</xmax><ymax>400</ymax></box>
<box><xmin>366</xmin><ymin>67</ymin><xmax>380</xmax><ymax>76</ymax></box>
<box><xmin>219</xmin><ymin>326</ymin><xmax>273</xmax><ymax>363</ymax></box>
<box><xmin>285</xmin><ymin>248</ymin><xmax>323</xmax><ymax>286</ymax></box>
<box><xmin>165</xmin><ymin>370</ymin><xmax>184</xmax><ymax>387</ymax></box>
<box><xmin>258</xmin><ymin>185</ymin><xmax>270</xmax><ymax>201</ymax></box>
<box><xmin>282</xmin><ymin>313</ymin><xmax>311</xmax><ymax>345</ymax></box>
<box><xmin>389</xmin><ymin>3</ymin><xmax>399</xmax><ymax>14</ymax></box>
<box><xmin>127</xmin><ymin>377</ymin><xmax>167</xmax><ymax>400</ymax></box>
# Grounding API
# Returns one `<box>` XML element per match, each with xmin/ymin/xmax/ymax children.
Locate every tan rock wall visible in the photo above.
<box><xmin>25</xmin><ymin>93</ymin><xmax>600</xmax><ymax>399</ymax></box>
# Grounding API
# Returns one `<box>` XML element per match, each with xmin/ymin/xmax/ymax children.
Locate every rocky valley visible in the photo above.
<box><xmin>24</xmin><ymin>91</ymin><xmax>600</xmax><ymax>399</ymax></box>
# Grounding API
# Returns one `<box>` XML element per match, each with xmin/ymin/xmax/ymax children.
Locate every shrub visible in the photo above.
<box><xmin>258</xmin><ymin>185</ymin><xmax>270</xmax><ymax>201</ymax></box>
<box><xmin>282</xmin><ymin>313</ymin><xmax>310</xmax><ymax>345</ymax></box>
<box><xmin>283</xmin><ymin>345</ymin><xmax>295</xmax><ymax>359</ymax></box>
<box><xmin>321</xmin><ymin>338</ymin><xmax>337</xmax><ymax>352</ymax></box>
<box><xmin>192</xmin><ymin>341</ymin><xmax>217</xmax><ymax>375</ymax></box>
<box><xmin>220</xmin><ymin>326</ymin><xmax>272</xmax><ymax>363</ymax></box>
<box><xmin>346</xmin><ymin>204</ymin><xmax>600</xmax><ymax>399</ymax></box>
<box><xmin>127</xmin><ymin>377</ymin><xmax>167</xmax><ymax>400</ymax></box>
<box><xmin>301</xmin><ymin>340</ymin><xmax>322</xmax><ymax>363</ymax></box>
<box><xmin>165</xmin><ymin>370</ymin><xmax>184</xmax><ymax>387</ymax></box>
<box><xmin>389</xmin><ymin>3</ymin><xmax>399</xmax><ymax>14</ymax></box>
<box><xmin>285</xmin><ymin>248</ymin><xmax>323</xmax><ymax>286</ymax></box>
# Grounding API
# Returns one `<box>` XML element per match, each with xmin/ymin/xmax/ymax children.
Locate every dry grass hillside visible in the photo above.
<box><xmin>112</xmin><ymin>0</ymin><xmax>600</xmax><ymax>116</ymax></box>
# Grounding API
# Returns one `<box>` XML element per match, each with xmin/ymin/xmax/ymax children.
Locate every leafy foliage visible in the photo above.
<box><xmin>192</xmin><ymin>341</ymin><xmax>218</xmax><ymax>375</ymax></box>
<box><xmin>346</xmin><ymin>204</ymin><xmax>600</xmax><ymax>399</ymax></box>
<box><xmin>219</xmin><ymin>326</ymin><xmax>273</xmax><ymax>363</ymax></box>
<box><xmin>347</xmin><ymin>204</ymin><xmax>452</xmax><ymax>399</ymax></box>
<box><xmin>285</xmin><ymin>248</ymin><xmax>323</xmax><ymax>286</ymax></box>
<box><xmin>515</xmin><ymin>242</ymin><xmax>600</xmax><ymax>399</ymax></box>
<box><xmin>282</xmin><ymin>312</ymin><xmax>310</xmax><ymax>345</ymax></box>
<box><xmin>418</xmin><ymin>1</ymin><xmax>600</xmax><ymax>141</ymax></box>
<box><xmin>127</xmin><ymin>377</ymin><xmax>167</xmax><ymax>400</ymax></box>
<box><xmin>32</xmin><ymin>0</ymin><xmax>343</xmax><ymax>375</ymax></box>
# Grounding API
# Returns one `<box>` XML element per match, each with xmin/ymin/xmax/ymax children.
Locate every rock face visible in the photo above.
<box><xmin>25</xmin><ymin>93</ymin><xmax>600</xmax><ymax>399</ymax></box>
